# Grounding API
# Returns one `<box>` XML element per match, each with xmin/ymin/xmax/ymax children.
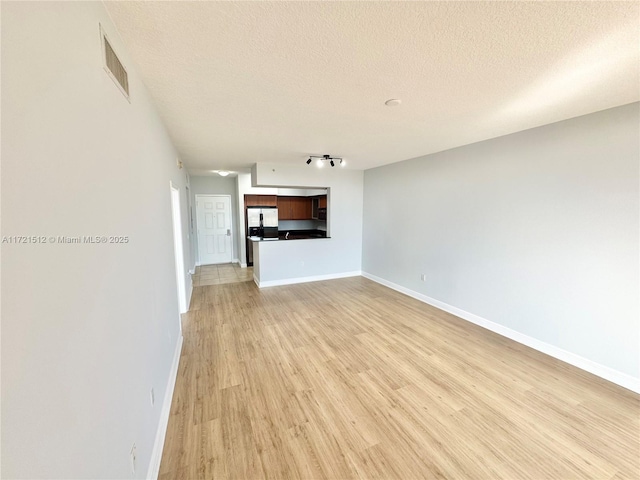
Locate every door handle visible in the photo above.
<box><xmin>227</xmin><ymin>229</ymin><xmax>231</xmax><ymax>236</ymax></box>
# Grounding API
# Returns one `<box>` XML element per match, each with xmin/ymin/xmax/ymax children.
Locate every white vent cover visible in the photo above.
<box><xmin>100</xmin><ymin>25</ymin><xmax>129</xmax><ymax>100</ymax></box>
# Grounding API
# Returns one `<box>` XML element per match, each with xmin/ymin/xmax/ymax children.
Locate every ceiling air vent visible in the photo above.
<box><xmin>100</xmin><ymin>25</ymin><xmax>129</xmax><ymax>100</ymax></box>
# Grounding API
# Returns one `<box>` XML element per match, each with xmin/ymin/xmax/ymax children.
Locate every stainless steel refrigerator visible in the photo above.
<box><xmin>247</xmin><ymin>207</ymin><xmax>278</xmax><ymax>265</ymax></box>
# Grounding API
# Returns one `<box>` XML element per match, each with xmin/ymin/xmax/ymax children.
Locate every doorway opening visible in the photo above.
<box><xmin>170</xmin><ymin>182</ymin><xmax>187</xmax><ymax>314</ymax></box>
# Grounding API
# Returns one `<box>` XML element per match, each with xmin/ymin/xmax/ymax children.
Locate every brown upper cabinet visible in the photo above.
<box><xmin>249</xmin><ymin>194</ymin><xmax>323</xmax><ymax>220</ymax></box>
<box><xmin>245</xmin><ymin>194</ymin><xmax>277</xmax><ymax>207</ymax></box>
<box><xmin>276</xmin><ymin>196</ymin><xmax>292</xmax><ymax>219</ymax></box>
<box><xmin>278</xmin><ymin>196</ymin><xmax>312</xmax><ymax>220</ymax></box>
<box><xmin>292</xmin><ymin>197</ymin><xmax>312</xmax><ymax>220</ymax></box>
<box><xmin>311</xmin><ymin>195</ymin><xmax>328</xmax><ymax>219</ymax></box>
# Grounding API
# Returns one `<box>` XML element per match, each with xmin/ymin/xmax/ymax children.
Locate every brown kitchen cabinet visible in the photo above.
<box><xmin>277</xmin><ymin>196</ymin><xmax>312</xmax><ymax>220</ymax></box>
<box><xmin>245</xmin><ymin>194</ymin><xmax>277</xmax><ymax>207</ymax></box>
<box><xmin>277</xmin><ymin>196</ymin><xmax>292</xmax><ymax>220</ymax></box>
<box><xmin>259</xmin><ymin>195</ymin><xmax>277</xmax><ymax>206</ymax></box>
<box><xmin>291</xmin><ymin>197</ymin><xmax>312</xmax><ymax>220</ymax></box>
<box><xmin>311</xmin><ymin>195</ymin><xmax>328</xmax><ymax>218</ymax></box>
<box><xmin>245</xmin><ymin>195</ymin><xmax>259</xmax><ymax>207</ymax></box>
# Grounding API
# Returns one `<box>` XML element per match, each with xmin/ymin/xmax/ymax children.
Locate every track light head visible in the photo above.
<box><xmin>306</xmin><ymin>158</ymin><xmax>312</xmax><ymax>165</ymax></box>
<box><xmin>330</xmin><ymin>160</ymin><xmax>335</xmax><ymax>167</ymax></box>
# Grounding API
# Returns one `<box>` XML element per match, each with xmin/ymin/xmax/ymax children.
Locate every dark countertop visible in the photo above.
<box><xmin>278</xmin><ymin>229</ymin><xmax>328</xmax><ymax>240</ymax></box>
<box><xmin>247</xmin><ymin>236</ymin><xmax>277</xmax><ymax>242</ymax></box>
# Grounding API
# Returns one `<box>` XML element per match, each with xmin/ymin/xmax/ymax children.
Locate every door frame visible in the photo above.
<box><xmin>195</xmin><ymin>194</ymin><xmax>234</xmax><ymax>265</ymax></box>
<box><xmin>170</xmin><ymin>182</ymin><xmax>187</xmax><ymax>315</ymax></box>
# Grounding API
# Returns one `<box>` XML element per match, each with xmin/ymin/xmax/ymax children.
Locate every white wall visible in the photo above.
<box><xmin>252</xmin><ymin>163</ymin><xmax>363</xmax><ymax>283</ymax></box>
<box><xmin>2</xmin><ymin>2</ymin><xmax>191</xmax><ymax>478</ymax></box>
<box><xmin>190</xmin><ymin>175</ymin><xmax>240</xmax><ymax>264</ymax></box>
<box><xmin>362</xmin><ymin>103</ymin><xmax>639</xmax><ymax>384</ymax></box>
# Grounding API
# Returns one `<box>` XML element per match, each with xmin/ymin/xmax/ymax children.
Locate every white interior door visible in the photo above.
<box><xmin>196</xmin><ymin>195</ymin><xmax>233</xmax><ymax>265</ymax></box>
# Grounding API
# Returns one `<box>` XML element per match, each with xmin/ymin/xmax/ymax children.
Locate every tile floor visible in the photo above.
<box><xmin>192</xmin><ymin>263</ymin><xmax>253</xmax><ymax>286</ymax></box>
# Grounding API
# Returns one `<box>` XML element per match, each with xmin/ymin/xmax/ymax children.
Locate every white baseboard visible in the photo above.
<box><xmin>255</xmin><ymin>270</ymin><xmax>361</xmax><ymax>289</ymax></box>
<box><xmin>240</xmin><ymin>262</ymin><xmax>248</xmax><ymax>268</ymax></box>
<box><xmin>232</xmin><ymin>258</ymin><xmax>239</xmax><ymax>264</ymax></box>
<box><xmin>361</xmin><ymin>272</ymin><xmax>640</xmax><ymax>394</ymax></box>
<box><xmin>147</xmin><ymin>335</ymin><xmax>183</xmax><ymax>479</ymax></box>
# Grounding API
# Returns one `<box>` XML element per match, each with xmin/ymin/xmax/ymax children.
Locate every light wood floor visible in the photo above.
<box><xmin>160</xmin><ymin>277</ymin><xmax>639</xmax><ymax>479</ymax></box>
<box><xmin>192</xmin><ymin>263</ymin><xmax>253</xmax><ymax>286</ymax></box>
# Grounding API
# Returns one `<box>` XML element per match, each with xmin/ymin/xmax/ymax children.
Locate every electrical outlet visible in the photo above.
<box><xmin>420</xmin><ymin>274</ymin><xmax>426</xmax><ymax>281</ymax></box>
<box><xmin>130</xmin><ymin>443</ymin><xmax>137</xmax><ymax>474</ymax></box>
<box><xmin>150</xmin><ymin>388</ymin><xmax>155</xmax><ymax>406</ymax></box>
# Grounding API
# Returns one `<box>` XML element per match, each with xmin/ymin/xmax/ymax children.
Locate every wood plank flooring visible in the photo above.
<box><xmin>159</xmin><ymin>276</ymin><xmax>639</xmax><ymax>479</ymax></box>
<box><xmin>192</xmin><ymin>264</ymin><xmax>254</xmax><ymax>286</ymax></box>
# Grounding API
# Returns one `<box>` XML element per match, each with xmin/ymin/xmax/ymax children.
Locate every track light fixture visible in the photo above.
<box><xmin>306</xmin><ymin>154</ymin><xmax>344</xmax><ymax>167</ymax></box>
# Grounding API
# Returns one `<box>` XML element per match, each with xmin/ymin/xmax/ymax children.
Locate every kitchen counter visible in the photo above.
<box><xmin>249</xmin><ymin>230</ymin><xmax>330</xmax><ymax>287</ymax></box>
<box><xmin>278</xmin><ymin>229</ymin><xmax>328</xmax><ymax>240</ymax></box>
<box><xmin>248</xmin><ymin>230</ymin><xmax>329</xmax><ymax>242</ymax></box>
<box><xmin>247</xmin><ymin>236</ymin><xmax>278</xmax><ymax>242</ymax></box>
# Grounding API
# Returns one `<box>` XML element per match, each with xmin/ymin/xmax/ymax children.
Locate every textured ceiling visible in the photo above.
<box><xmin>105</xmin><ymin>1</ymin><xmax>639</xmax><ymax>172</ymax></box>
